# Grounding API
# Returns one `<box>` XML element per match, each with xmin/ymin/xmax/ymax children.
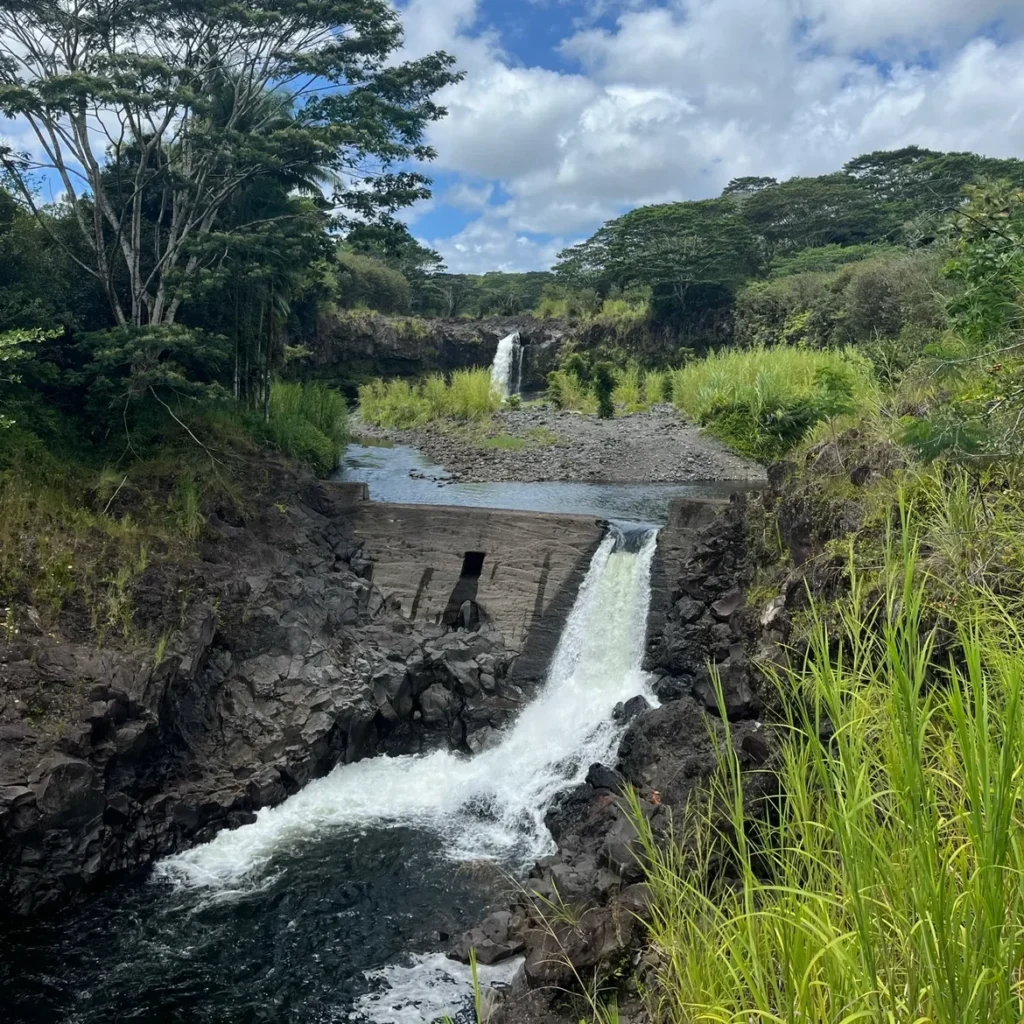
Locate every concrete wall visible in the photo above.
<box><xmin>348</xmin><ymin>502</ymin><xmax>606</xmax><ymax>683</ymax></box>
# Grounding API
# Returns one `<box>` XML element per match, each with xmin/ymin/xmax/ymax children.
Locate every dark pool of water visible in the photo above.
<box><xmin>337</xmin><ymin>444</ymin><xmax>758</xmax><ymax>525</ymax></box>
<box><xmin>0</xmin><ymin>827</ymin><xmax>505</xmax><ymax>1024</ymax></box>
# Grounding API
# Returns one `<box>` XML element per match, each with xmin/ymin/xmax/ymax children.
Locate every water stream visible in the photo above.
<box><xmin>339</xmin><ymin>443</ymin><xmax>747</xmax><ymax>523</ymax></box>
<box><xmin>1</xmin><ymin>520</ymin><xmax>660</xmax><ymax>1024</ymax></box>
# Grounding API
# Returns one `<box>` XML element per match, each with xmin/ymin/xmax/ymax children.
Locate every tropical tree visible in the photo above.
<box><xmin>556</xmin><ymin>199</ymin><xmax>762</xmax><ymax>311</ymax></box>
<box><xmin>740</xmin><ymin>174</ymin><xmax>897</xmax><ymax>256</ymax></box>
<box><xmin>0</xmin><ymin>0</ymin><xmax>461</xmax><ymax>329</ymax></box>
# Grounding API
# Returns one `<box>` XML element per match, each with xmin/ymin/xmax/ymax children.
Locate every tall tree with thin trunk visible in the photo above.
<box><xmin>0</xmin><ymin>0</ymin><xmax>461</xmax><ymax>328</ymax></box>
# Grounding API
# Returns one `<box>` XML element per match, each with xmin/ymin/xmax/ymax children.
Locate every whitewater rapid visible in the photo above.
<box><xmin>156</xmin><ymin>527</ymin><xmax>657</xmax><ymax>891</ymax></box>
<box><xmin>490</xmin><ymin>331</ymin><xmax>522</xmax><ymax>399</ymax></box>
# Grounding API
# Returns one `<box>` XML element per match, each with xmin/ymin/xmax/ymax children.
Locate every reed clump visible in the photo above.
<box><xmin>358</xmin><ymin>369</ymin><xmax>500</xmax><ymax>428</ymax></box>
<box><xmin>670</xmin><ymin>345</ymin><xmax>878</xmax><ymax>461</ymax></box>
<box><xmin>635</xmin><ymin>485</ymin><xmax>1024</xmax><ymax>1024</ymax></box>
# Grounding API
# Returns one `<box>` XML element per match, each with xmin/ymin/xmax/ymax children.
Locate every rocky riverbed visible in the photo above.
<box><xmin>356</xmin><ymin>405</ymin><xmax>766</xmax><ymax>485</ymax></box>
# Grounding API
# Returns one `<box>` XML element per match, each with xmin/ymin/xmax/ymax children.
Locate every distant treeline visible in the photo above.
<box><xmin>339</xmin><ymin>146</ymin><xmax>1024</xmax><ymax>348</ymax></box>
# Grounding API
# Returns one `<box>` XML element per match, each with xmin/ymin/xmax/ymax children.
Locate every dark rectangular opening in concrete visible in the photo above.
<box><xmin>460</xmin><ymin>551</ymin><xmax>486</xmax><ymax>579</ymax></box>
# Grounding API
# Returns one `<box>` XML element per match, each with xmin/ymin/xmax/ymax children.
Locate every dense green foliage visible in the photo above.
<box><xmin>357</xmin><ymin>369</ymin><xmax>500</xmax><ymax>428</ymax></box>
<box><xmin>735</xmin><ymin>250</ymin><xmax>949</xmax><ymax>350</ymax></box>
<box><xmin>335</xmin><ymin>250</ymin><xmax>414</xmax><ymax>315</ymax></box>
<box><xmin>553</xmin><ymin>146</ymin><xmax>1024</xmax><ymax>351</ymax></box>
<box><xmin>0</xmin><ymin>0</ymin><xmax>457</xmax><ymax>463</ymax></box>
<box><xmin>671</xmin><ymin>346</ymin><xmax>877</xmax><ymax>460</ymax></box>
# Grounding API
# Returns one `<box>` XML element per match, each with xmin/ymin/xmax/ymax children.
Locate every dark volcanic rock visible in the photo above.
<box><xmin>585</xmin><ymin>763</ymin><xmax>626</xmax><ymax>794</ymax></box>
<box><xmin>0</xmin><ymin>468</ymin><xmax>521</xmax><ymax>916</ymax></box>
<box><xmin>523</xmin><ymin>906</ymin><xmax>634</xmax><ymax>989</ymax></box>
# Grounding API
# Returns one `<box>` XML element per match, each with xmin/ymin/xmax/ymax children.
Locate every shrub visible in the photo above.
<box><xmin>546</xmin><ymin>370</ymin><xmax>596</xmax><ymax>413</ymax></box>
<box><xmin>593</xmin><ymin>362</ymin><xmax>616</xmax><ymax>419</ymax></box>
<box><xmin>263</xmin><ymin>380</ymin><xmax>349</xmax><ymax>474</ymax></box>
<box><xmin>357</xmin><ymin>369</ymin><xmax>499</xmax><ymax>428</ymax></box>
<box><xmin>672</xmin><ymin>345</ymin><xmax>877</xmax><ymax>460</ymax></box>
<box><xmin>735</xmin><ymin>251</ymin><xmax>949</xmax><ymax>349</ymax></box>
<box><xmin>335</xmin><ymin>249</ymin><xmax>412</xmax><ymax>314</ymax></box>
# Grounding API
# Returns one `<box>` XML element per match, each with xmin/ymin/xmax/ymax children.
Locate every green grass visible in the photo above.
<box><xmin>0</xmin><ymin>431</ymin><xmax>179</xmax><ymax>641</ymax></box>
<box><xmin>358</xmin><ymin>369</ymin><xmax>501</xmax><ymax>429</ymax></box>
<box><xmin>0</xmin><ymin>380</ymin><xmax>347</xmax><ymax>647</ymax></box>
<box><xmin>547</xmin><ymin>360</ymin><xmax>676</xmax><ymax>417</ymax></box>
<box><xmin>481</xmin><ymin>433</ymin><xmax>527</xmax><ymax>450</ymax></box>
<box><xmin>479</xmin><ymin>426</ymin><xmax>560</xmax><ymax>450</ymax></box>
<box><xmin>546</xmin><ymin>369</ymin><xmax>598</xmax><ymax>414</ymax></box>
<box><xmin>526</xmin><ymin>426</ymin><xmax>559</xmax><ymax>445</ymax></box>
<box><xmin>671</xmin><ymin>345</ymin><xmax>878</xmax><ymax>461</ymax></box>
<box><xmin>263</xmin><ymin>379</ymin><xmax>349</xmax><ymax>475</ymax></box>
<box><xmin>635</xmin><ymin>480</ymin><xmax>1024</xmax><ymax>1024</ymax></box>
<box><xmin>611</xmin><ymin>363</ymin><xmax>643</xmax><ymax>412</ymax></box>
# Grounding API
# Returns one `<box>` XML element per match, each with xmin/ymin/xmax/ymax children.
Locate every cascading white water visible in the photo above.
<box><xmin>490</xmin><ymin>331</ymin><xmax>522</xmax><ymax>399</ymax></box>
<box><xmin>156</xmin><ymin>527</ymin><xmax>658</xmax><ymax>891</ymax></box>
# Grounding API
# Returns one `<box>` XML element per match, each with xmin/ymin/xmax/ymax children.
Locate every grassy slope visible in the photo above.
<box><xmin>634</xmin><ymin>460</ymin><xmax>1024</xmax><ymax>1024</ymax></box>
<box><xmin>0</xmin><ymin>381</ymin><xmax>347</xmax><ymax>651</ymax></box>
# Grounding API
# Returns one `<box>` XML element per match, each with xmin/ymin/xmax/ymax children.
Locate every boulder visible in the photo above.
<box><xmin>450</xmin><ymin>910</ymin><xmax>525</xmax><ymax>966</ymax></box>
<box><xmin>523</xmin><ymin>907</ymin><xmax>633</xmax><ymax>989</ymax></box>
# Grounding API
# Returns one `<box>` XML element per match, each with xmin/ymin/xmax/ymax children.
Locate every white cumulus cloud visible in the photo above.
<box><xmin>397</xmin><ymin>0</ymin><xmax>1024</xmax><ymax>272</ymax></box>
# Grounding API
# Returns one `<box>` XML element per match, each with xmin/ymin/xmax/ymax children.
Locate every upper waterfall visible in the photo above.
<box><xmin>156</xmin><ymin>525</ymin><xmax>658</xmax><ymax>890</ymax></box>
<box><xmin>490</xmin><ymin>331</ymin><xmax>522</xmax><ymax>399</ymax></box>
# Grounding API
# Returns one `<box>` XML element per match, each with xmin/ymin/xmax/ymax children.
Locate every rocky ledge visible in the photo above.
<box><xmin>0</xmin><ymin>463</ymin><xmax>528</xmax><ymax>916</ymax></box>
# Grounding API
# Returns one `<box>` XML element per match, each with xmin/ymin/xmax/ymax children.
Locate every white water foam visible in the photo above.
<box><xmin>156</xmin><ymin>529</ymin><xmax>657</xmax><ymax>890</ymax></box>
<box><xmin>489</xmin><ymin>331</ymin><xmax>521</xmax><ymax>399</ymax></box>
<box><xmin>347</xmin><ymin>952</ymin><xmax>521</xmax><ymax>1024</ymax></box>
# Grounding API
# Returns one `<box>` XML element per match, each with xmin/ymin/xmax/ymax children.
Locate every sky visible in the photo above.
<box><xmin>3</xmin><ymin>1</ymin><xmax>1024</xmax><ymax>276</ymax></box>
<box><xmin>393</xmin><ymin>0</ymin><xmax>1024</xmax><ymax>273</ymax></box>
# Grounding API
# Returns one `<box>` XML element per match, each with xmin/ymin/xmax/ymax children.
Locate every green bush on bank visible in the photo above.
<box><xmin>358</xmin><ymin>368</ymin><xmax>500</xmax><ymax>428</ymax></box>
<box><xmin>671</xmin><ymin>345</ymin><xmax>877</xmax><ymax>461</ymax></box>
<box><xmin>261</xmin><ymin>380</ymin><xmax>349</xmax><ymax>475</ymax></box>
<box><xmin>736</xmin><ymin>250</ymin><xmax>949</xmax><ymax>349</ymax></box>
<box><xmin>635</xmin><ymin>474</ymin><xmax>1024</xmax><ymax>1024</ymax></box>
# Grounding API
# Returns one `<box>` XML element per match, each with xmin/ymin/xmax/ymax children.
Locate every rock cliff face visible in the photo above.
<box><xmin>300</xmin><ymin>311</ymin><xmax>568</xmax><ymax>394</ymax></box>
<box><xmin>0</xmin><ymin>466</ymin><xmax>536</xmax><ymax>916</ymax></box>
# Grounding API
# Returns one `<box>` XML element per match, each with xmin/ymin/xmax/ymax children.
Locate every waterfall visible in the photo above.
<box><xmin>490</xmin><ymin>331</ymin><xmax>522</xmax><ymax>399</ymax></box>
<box><xmin>156</xmin><ymin>525</ymin><xmax>658</xmax><ymax>890</ymax></box>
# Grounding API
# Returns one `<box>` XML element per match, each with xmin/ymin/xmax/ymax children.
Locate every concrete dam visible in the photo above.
<box><xmin>339</xmin><ymin>481</ymin><xmax>727</xmax><ymax>684</ymax></box>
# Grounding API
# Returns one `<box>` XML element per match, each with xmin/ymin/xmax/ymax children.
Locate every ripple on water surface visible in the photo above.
<box><xmin>0</xmin><ymin>827</ymin><xmax>506</xmax><ymax>1024</ymax></box>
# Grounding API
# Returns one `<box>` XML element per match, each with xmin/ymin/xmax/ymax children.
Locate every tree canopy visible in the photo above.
<box><xmin>0</xmin><ymin>0</ymin><xmax>461</xmax><ymax>329</ymax></box>
<box><xmin>552</xmin><ymin>146</ymin><xmax>1024</xmax><ymax>345</ymax></box>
